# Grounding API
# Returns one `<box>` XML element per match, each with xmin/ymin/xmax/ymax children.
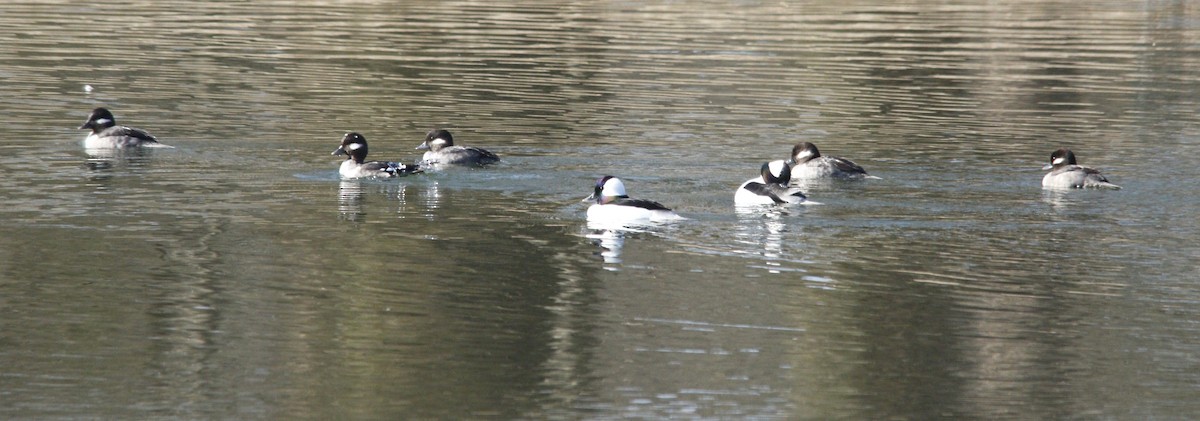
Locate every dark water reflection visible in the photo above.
<box><xmin>2</xmin><ymin>0</ymin><xmax>1200</xmax><ymax>419</ymax></box>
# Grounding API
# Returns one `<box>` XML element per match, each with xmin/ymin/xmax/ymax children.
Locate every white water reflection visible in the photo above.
<box><xmin>583</xmin><ymin>219</ymin><xmax>682</xmax><ymax>270</ymax></box>
<box><xmin>337</xmin><ymin>180</ymin><xmax>366</xmax><ymax>222</ymax></box>
<box><xmin>418</xmin><ymin>182</ymin><xmax>442</xmax><ymax>218</ymax></box>
<box><xmin>584</xmin><ymin>228</ymin><xmax>624</xmax><ymax>268</ymax></box>
<box><xmin>734</xmin><ymin>206</ymin><xmax>788</xmax><ymax>264</ymax></box>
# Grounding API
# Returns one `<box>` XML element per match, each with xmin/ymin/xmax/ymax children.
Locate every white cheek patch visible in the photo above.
<box><xmin>1052</xmin><ymin>157</ymin><xmax>1066</xmax><ymax>165</ymax></box>
<box><xmin>95</xmin><ymin>118</ymin><xmax>112</xmax><ymax>126</ymax></box>
<box><xmin>796</xmin><ymin>150</ymin><xmax>814</xmax><ymax>161</ymax></box>
<box><xmin>768</xmin><ymin>160</ymin><xmax>787</xmax><ymax>178</ymax></box>
<box><xmin>431</xmin><ymin>138</ymin><xmax>448</xmax><ymax>148</ymax></box>
<box><xmin>348</xmin><ymin>143</ymin><xmax>365</xmax><ymax>151</ymax></box>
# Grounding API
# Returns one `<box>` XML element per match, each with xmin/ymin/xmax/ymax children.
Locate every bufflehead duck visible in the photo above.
<box><xmin>78</xmin><ymin>107</ymin><xmax>170</xmax><ymax>148</ymax></box>
<box><xmin>1042</xmin><ymin>148</ymin><xmax>1120</xmax><ymax>189</ymax></box>
<box><xmin>584</xmin><ymin>176</ymin><xmax>683</xmax><ymax>224</ymax></box>
<box><xmin>415</xmin><ymin>129</ymin><xmax>499</xmax><ymax>167</ymax></box>
<box><xmin>332</xmin><ymin>132</ymin><xmax>422</xmax><ymax>179</ymax></box>
<box><xmin>771</xmin><ymin>142</ymin><xmax>870</xmax><ymax>180</ymax></box>
<box><xmin>734</xmin><ymin>162</ymin><xmax>808</xmax><ymax>206</ymax></box>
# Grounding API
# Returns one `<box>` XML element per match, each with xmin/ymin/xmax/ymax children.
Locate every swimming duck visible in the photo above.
<box><xmin>79</xmin><ymin>107</ymin><xmax>169</xmax><ymax>148</ymax></box>
<box><xmin>774</xmin><ymin>142</ymin><xmax>869</xmax><ymax>180</ymax></box>
<box><xmin>734</xmin><ymin>162</ymin><xmax>808</xmax><ymax>206</ymax></box>
<box><xmin>1042</xmin><ymin>148</ymin><xmax>1120</xmax><ymax>189</ymax></box>
<box><xmin>584</xmin><ymin>176</ymin><xmax>683</xmax><ymax>224</ymax></box>
<box><xmin>415</xmin><ymin>129</ymin><xmax>499</xmax><ymax>167</ymax></box>
<box><xmin>332</xmin><ymin>132</ymin><xmax>422</xmax><ymax>179</ymax></box>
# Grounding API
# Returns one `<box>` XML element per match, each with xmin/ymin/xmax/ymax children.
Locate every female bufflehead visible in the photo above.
<box><xmin>584</xmin><ymin>176</ymin><xmax>683</xmax><ymax>224</ymax></box>
<box><xmin>415</xmin><ymin>129</ymin><xmax>499</xmax><ymax>167</ymax></box>
<box><xmin>772</xmin><ymin>142</ymin><xmax>869</xmax><ymax>180</ymax></box>
<box><xmin>734</xmin><ymin>162</ymin><xmax>808</xmax><ymax>206</ymax></box>
<box><xmin>1042</xmin><ymin>148</ymin><xmax>1120</xmax><ymax>189</ymax></box>
<box><xmin>332</xmin><ymin>132</ymin><xmax>422</xmax><ymax>179</ymax></box>
<box><xmin>78</xmin><ymin>107</ymin><xmax>170</xmax><ymax>148</ymax></box>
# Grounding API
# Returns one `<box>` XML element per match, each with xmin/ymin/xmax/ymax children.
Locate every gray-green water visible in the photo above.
<box><xmin>3</xmin><ymin>0</ymin><xmax>1200</xmax><ymax>419</ymax></box>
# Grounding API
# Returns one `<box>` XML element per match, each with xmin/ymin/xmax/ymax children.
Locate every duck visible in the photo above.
<box><xmin>771</xmin><ymin>142</ymin><xmax>869</xmax><ymax>180</ymax></box>
<box><xmin>584</xmin><ymin>176</ymin><xmax>683</xmax><ymax>224</ymax></box>
<box><xmin>332</xmin><ymin>132</ymin><xmax>422</xmax><ymax>179</ymax></box>
<box><xmin>1042</xmin><ymin>148</ymin><xmax>1120</xmax><ymax>189</ymax></box>
<box><xmin>78</xmin><ymin>107</ymin><xmax>170</xmax><ymax>148</ymax></box>
<box><xmin>734</xmin><ymin>162</ymin><xmax>808</xmax><ymax>206</ymax></box>
<box><xmin>415</xmin><ymin>129</ymin><xmax>499</xmax><ymax>167</ymax></box>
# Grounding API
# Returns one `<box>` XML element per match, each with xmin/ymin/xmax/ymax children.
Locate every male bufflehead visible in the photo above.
<box><xmin>734</xmin><ymin>162</ymin><xmax>808</xmax><ymax>206</ymax></box>
<box><xmin>771</xmin><ymin>142</ymin><xmax>870</xmax><ymax>180</ymax></box>
<box><xmin>415</xmin><ymin>129</ymin><xmax>499</xmax><ymax>167</ymax></box>
<box><xmin>1042</xmin><ymin>148</ymin><xmax>1120</xmax><ymax>189</ymax></box>
<box><xmin>78</xmin><ymin>107</ymin><xmax>170</xmax><ymax>148</ymax></box>
<box><xmin>332</xmin><ymin>132</ymin><xmax>422</xmax><ymax>179</ymax></box>
<box><xmin>584</xmin><ymin>176</ymin><xmax>683</xmax><ymax>224</ymax></box>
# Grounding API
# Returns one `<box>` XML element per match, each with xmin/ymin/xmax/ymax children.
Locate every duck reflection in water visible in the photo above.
<box><xmin>584</xmin><ymin>226</ymin><xmax>626</xmax><ymax>268</ymax></box>
<box><xmin>81</xmin><ymin>146</ymin><xmax>160</xmax><ymax>184</ymax></box>
<box><xmin>419</xmin><ymin>182</ymin><xmax>442</xmax><ymax>216</ymax></box>
<box><xmin>734</xmin><ymin>206</ymin><xmax>789</xmax><ymax>265</ymax></box>
<box><xmin>338</xmin><ymin>180</ymin><xmax>367</xmax><ymax>222</ymax></box>
<box><xmin>338</xmin><ymin>180</ymin><xmax>443</xmax><ymax>222</ymax></box>
<box><xmin>394</xmin><ymin>182</ymin><xmax>442</xmax><ymax>220</ymax></box>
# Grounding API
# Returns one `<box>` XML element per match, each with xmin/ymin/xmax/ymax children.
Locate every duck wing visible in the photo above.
<box><xmin>743</xmin><ymin>182</ymin><xmax>788</xmax><ymax>204</ymax></box>
<box><xmin>440</xmin><ymin>146</ymin><xmax>499</xmax><ymax>165</ymax></box>
<box><xmin>467</xmin><ymin>146</ymin><xmax>500</xmax><ymax>164</ymax></box>
<box><xmin>1080</xmin><ymin>166</ymin><xmax>1110</xmax><ymax>182</ymax></box>
<box><xmin>613</xmin><ymin>197</ymin><xmax>672</xmax><ymax>211</ymax></box>
<box><xmin>829</xmin><ymin>156</ymin><xmax>867</xmax><ymax>175</ymax></box>
<box><xmin>105</xmin><ymin>126</ymin><xmax>160</xmax><ymax>144</ymax></box>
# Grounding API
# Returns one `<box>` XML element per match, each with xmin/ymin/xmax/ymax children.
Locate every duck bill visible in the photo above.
<box><xmin>581</xmin><ymin>192</ymin><xmax>597</xmax><ymax>203</ymax></box>
<box><xmin>332</xmin><ymin>146</ymin><xmax>347</xmax><ymax>156</ymax></box>
<box><xmin>1041</xmin><ymin>163</ymin><xmax>1053</xmax><ymax>170</ymax></box>
<box><xmin>78</xmin><ymin>122</ymin><xmax>92</xmax><ymax>130</ymax></box>
<box><xmin>415</xmin><ymin>141</ymin><xmax>430</xmax><ymax>150</ymax></box>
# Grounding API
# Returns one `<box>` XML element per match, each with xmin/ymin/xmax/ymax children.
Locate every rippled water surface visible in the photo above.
<box><xmin>3</xmin><ymin>0</ymin><xmax>1200</xmax><ymax>419</ymax></box>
